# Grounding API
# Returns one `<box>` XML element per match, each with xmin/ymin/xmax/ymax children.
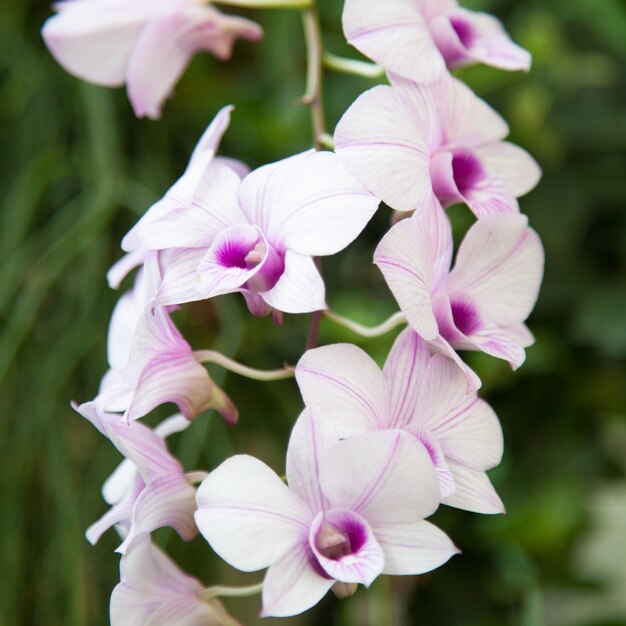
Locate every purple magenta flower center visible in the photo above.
<box><xmin>216</xmin><ymin>238</ymin><xmax>251</xmax><ymax>270</ymax></box>
<box><xmin>450</xmin><ymin>16</ymin><xmax>476</xmax><ymax>49</ymax></box>
<box><xmin>452</xmin><ymin>150</ymin><xmax>484</xmax><ymax>195</ymax></box>
<box><xmin>315</xmin><ymin>516</ymin><xmax>367</xmax><ymax>561</ymax></box>
<box><xmin>450</xmin><ymin>298</ymin><xmax>481</xmax><ymax>336</ymax></box>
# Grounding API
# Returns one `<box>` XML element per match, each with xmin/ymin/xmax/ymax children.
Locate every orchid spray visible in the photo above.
<box><xmin>43</xmin><ymin>0</ymin><xmax>544</xmax><ymax>622</ymax></box>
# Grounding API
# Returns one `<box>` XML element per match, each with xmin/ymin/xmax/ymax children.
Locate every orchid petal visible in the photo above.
<box><xmin>111</xmin><ymin>535</ymin><xmax>217</xmax><ymax>626</ymax></box>
<box><xmin>126</xmin><ymin>6</ymin><xmax>261</xmax><ymax>119</ymax></box>
<box><xmin>429</xmin><ymin>73</ymin><xmax>508</xmax><ymax>145</ymax></box>
<box><xmin>463</xmin><ymin>322</ymin><xmax>528</xmax><ymax>369</ymax></box>
<box><xmin>151</xmin><ymin>248</ymin><xmax>206</xmax><ymax>308</ymax></box>
<box><xmin>107</xmin><ymin>249</ymin><xmax>147</xmax><ymax>289</ymax></box>
<box><xmin>310</xmin><ymin>510</ymin><xmax>384</xmax><ymax>586</ymax></box>
<box><xmin>442</xmin><ymin>461</ymin><xmax>505</xmax><ymax>514</ymax></box>
<box><xmin>342</xmin><ymin>0</ymin><xmax>446</xmax><ymax>83</ymax></box>
<box><xmin>123</xmin><ymin>160</ymin><xmax>243</xmax><ymax>253</ymax></box>
<box><xmin>118</xmin><ymin>474</ymin><xmax>198</xmax><ymax>553</ymax></box>
<box><xmin>286</xmin><ymin>410</ymin><xmax>337</xmax><ymax>513</ymax></box>
<box><xmin>75</xmin><ymin>402</ymin><xmax>182</xmax><ymax>483</ymax></box>
<box><xmin>259</xmin><ymin>250</ymin><xmax>325</xmax><ymax>314</ymax></box>
<box><xmin>296</xmin><ymin>344</ymin><xmax>388</xmax><ymax>437</ymax></box>
<box><xmin>320</xmin><ymin>430</ymin><xmax>440</xmax><ymax>525</ymax></box>
<box><xmin>42</xmin><ymin>1</ymin><xmax>151</xmax><ymax>87</ymax></box>
<box><xmin>261</xmin><ymin>542</ymin><xmax>333</xmax><ymax>618</ymax></box>
<box><xmin>376</xmin><ymin>519</ymin><xmax>458</xmax><ymax>575</ymax></box>
<box><xmin>475</xmin><ymin>141</ymin><xmax>542</xmax><ymax>197</ymax></box>
<box><xmin>438</xmin><ymin>8</ymin><xmax>532</xmax><ymax>72</ymax></box>
<box><xmin>415</xmin><ymin>355</ymin><xmax>503</xmax><ymax>470</ymax></box>
<box><xmin>239</xmin><ymin>150</ymin><xmax>379</xmax><ymax>256</ymax></box>
<box><xmin>335</xmin><ymin>85</ymin><xmax>436</xmax><ymax>212</ymax></box>
<box><xmin>374</xmin><ymin>202</ymin><xmax>452</xmax><ymax>340</ymax></box>
<box><xmin>86</xmin><ymin>493</ymin><xmax>135</xmax><ymax>545</ymax></box>
<box><xmin>195</xmin><ymin>455</ymin><xmax>310</xmax><ymax>572</ymax></box>
<box><xmin>427</xmin><ymin>335</ymin><xmax>482</xmax><ymax>390</ymax></box>
<box><xmin>449</xmin><ymin>214</ymin><xmax>544</xmax><ymax>327</ymax></box>
<box><xmin>382</xmin><ymin>328</ymin><xmax>431</xmax><ymax>428</ymax></box>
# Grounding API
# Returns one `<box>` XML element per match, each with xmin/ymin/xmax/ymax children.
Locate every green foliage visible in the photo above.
<box><xmin>1</xmin><ymin>0</ymin><xmax>625</xmax><ymax>624</ymax></box>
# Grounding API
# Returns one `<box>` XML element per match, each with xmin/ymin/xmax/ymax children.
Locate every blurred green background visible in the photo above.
<box><xmin>1</xmin><ymin>0</ymin><xmax>625</xmax><ymax>624</ymax></box>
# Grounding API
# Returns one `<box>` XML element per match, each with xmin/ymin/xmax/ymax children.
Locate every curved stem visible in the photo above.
<box><xmin>199</xmin><ymin>581</ymin><xmax>264</xmax><ymax>602</ymax></box>
<box><xmin>194</xmin><ymin>350</ymin><xmax>294</xmax><ymax>381</ymax></box>
<box><xmin>213</xmin><ymin>0</ymin><xmax>311</xmax><ymax>8</ymax></box>
<box><xmin>323</xmin><ymin>52</ymin><xmax>385</xmax><ymax>79</ymax></box>
<box><xmin>323</xmin><ymin>310</ymin><xmax>407</xmax><ymax>338</ymax></box>
<box><xmin>301</xmin><ymin>5</ymin><xmax>326</xmax><ymax>149</ymax></box>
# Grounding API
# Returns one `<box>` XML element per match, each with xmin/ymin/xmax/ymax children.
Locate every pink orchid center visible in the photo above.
<box><xmin>315</xmin><ymin>519</ymin><xmax>365</xmax><ymax>560</ymax></box>
<box><xmin>449</xmin><ymin>15</ymin><xmax>476</xmax><ymax>50</ymax></box>
<box><xmin>431</xmin><ymin>149</ymin><xmax>486</xmax><ymax>208</ymax></box>
<box><xmin>433</xmin><ymin>292</ymin><xmax>483</xmax><ymax>342</ymax></box>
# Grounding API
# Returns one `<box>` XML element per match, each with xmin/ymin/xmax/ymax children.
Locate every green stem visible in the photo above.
<box><xmin>323</xmin><ymin>52</ymin><xmax>385</xmax><ymax>79</ymax></box>
<box><xmin>198</xmin><ymin>581</ymin><xmax>264</xmax><ymax>602</ymax></box>
<box><xmin>301</xmin><ymin>5</ymin><xmax>326</xmax><ymax>150</ymax></box>
<box><xmin>194</xmin><ymin>350</ymin><xmax>294</xmax><ymax>381</ymax></box>
<box><xmin>213</xmin><ymin>0</ymin><xmax>311</xmax><ymax>8</ymax></box>
<box><xmin>324</xmin><ymin>310</ymin><xmax>407</xmax><ymax>338</ymax></box>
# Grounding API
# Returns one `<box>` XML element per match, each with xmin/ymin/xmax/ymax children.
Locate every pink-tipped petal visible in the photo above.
<box><xmin>376</xmin><ymin>519</ymin><xmax>459</xmax><ymax>575</ymax></box>
<box><xmin>286</xmin><ymin>410</ymin><xmax>337</xmax><ymax>513</ymax></box>
<box><xmin>259</xmin><ymin>250</ymin><xmax>325</xmax><ymax>314</ymax></box>
<box><xmin>449</xmin><ymin>214</ymin><xmax>544</xmax><ymax>328</ymax></box>
<box><xmin>442</xmin><ymin>461</ymin><xmax>505</xmax><ymax>514</ymax></box>
<box><xmin>374</xmin><ymin>202</ymin><xmax>452</xmax><ymax>341</ymax></box>
<box><xmin>320</xmin><ymin>430</ymin><xmax>440</xmax><ymax>525</ymax></box>
<box><xmin>430</xmin><ymin>8</ymin><xmax>531</xmax><ymax>72</ymax></box>
<box><xmin>117</xmin><ymin>474</ymin><xmax>198</xmax><ymax>553</ymax></box>
<box><xmin>342</xmin><ymin>0</ymin><xmax>446</xmax><ymax>83</ymax></box>
<box><xmin>261</xmin><ymin>542</ymin><xmax>333</xmax><ymax>618</ymax></box>
<box><xmin>416</xmin><ymin>355</ymin><xmax>503</xmax><ymax>470</ymax></box>
<box><xmin>475</xmin><ymin>142</ymin><xmax>542</xmax><ymax>197</ymax></box>
<box><xmin>195</xmin><ymin>455</ymin><xmax>310</xmax><ymax>572</ymax></box>
<box><xmin>239</xmin><ymin>150</ymin><xmax>379</xmax><ymax>256</ymax></box>
<box><xmin>335</xmin><ymin>85</ymin><xmax>436</xmax><ymax>213</ymax></box>
<box><xmin>296</xmin><ymin>344</ymin><xmax>388</xmax><ymax>437</ymax></box>
<box><xmin>382</xmin><ymin>328</ymin><xmax>431</xmax><ymax>428</ymax></box>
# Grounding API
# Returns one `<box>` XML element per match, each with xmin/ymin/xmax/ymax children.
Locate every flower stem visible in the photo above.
<box><xmin>199</xmin><ymin>581</ymin><xmax>264</xmax><ymax>601</ymax></box>
<box><xmin>213</xmin><ymin>0</ymin><xmax>312</xmax><ymax>8</ymax></box>
<box><xmin>194</xmin><ymin>350</ymin><xmax>294</xmax><ymax>381</ymax></box>
<box><xmin>323</xmin><ymin>310</ymin><xmax>407</xmax><ymax>338</ymax></box>
<box><xmin>323</xmin><ymin>52</ymin><xmax>384</xmax><ymax>79</ymax></box>
<box><xmin>301</xmin><ymin>5</ymin><xmax>326</xmax><ymax>150</ymax></box>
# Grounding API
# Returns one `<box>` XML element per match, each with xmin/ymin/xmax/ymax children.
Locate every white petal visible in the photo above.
<box><xmin>320</xmin><ymin>430</ymin><xmax>440</xmax><ymax>525</ymax></box>
<box><xmin>118</xmin><ymin>474</ymin><xmax>198</xmax><ymax>553</ymax></box>
<box><xmin>377</xmin><ymin>519</ymin><xmax>458</xmax><ymax>575</ymax></box>
<box><xmin>239</xmin><ymin>150</ymin><xmax>379</xmax><ymax>256</ymax></box>
<box><xmin>195</xmin><ymin>455</ymin><xmax>310</xmax><ymax>572</ymax></box>
<box><xmin>382</xmin><ymin>328</ymin><xmax>431</xmax><ymax>427</ymax></box>
<box><xmin>342</xmin><ymin>0</ymin><xmax>446</xmax><ymax>83</ymax></box>
<box><xmin>430</xmin><ymin>73</ymin><xmax>509</xmax><ymax>145</ymax></box>
<box><xmin>261</xmin><ymin>542</ymin><xmax>333</xmax><ymax>618</ymax></box>
<box><xmin>152</xmin><ymin>248</ymin><xmax>207</xmax><ymax>307</ymax></box>
<box><xmin>374</xmin><ymin>203</ymin><xmax>452</xmax><ymax>341</ymax></box>
<box><xmin>42</xmin><ymin>1</ymin><xmax>151</xmax><ymax>87</ymax></box>
<box><xmin>123</xmin><ymin>161</ymin><xmax>243</xmax><ymax>253</ymax></box>
<box><xmin>286</xmin><ymin>410</ymin><xmax>337</xmax><ymax>513</ymax></box>
<box><xmin>296</xmin><ymin>343</ymin><xmax>388</xmax><ymax>437</ymax></box>
<box><xmin>449</xmin><ymin>214</ymin><xmax>544</xmax><ymax>327</ymax></box>
<box><xmin>475</xmin><ymin>141</ymin><xmax>541</xmax><ymax>197</ymax></box>
<box><xmin>335</xmin><ymin>84</ymin><xmax>436</xmax><ymax>212</ymax></box>
<box><xmin>415</xmin><ymin>356</ymin><xmax>503</xmax><ymax>470</ymax></box>
<box><xmin>259</xmin><ymin>250</ymin><xmax>326</xmax><ymax>314</ymax></box>
<box><xmin>442</xmin><ymin>461</ymin><xmax>505</xmax><ymax>514</ymax></box>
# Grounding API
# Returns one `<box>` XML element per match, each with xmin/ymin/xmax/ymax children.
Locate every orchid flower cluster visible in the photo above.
<box><xmin>43</xmin><ymin>0</ymin><xmax>544</xmax><ymax>623</ymax></box>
